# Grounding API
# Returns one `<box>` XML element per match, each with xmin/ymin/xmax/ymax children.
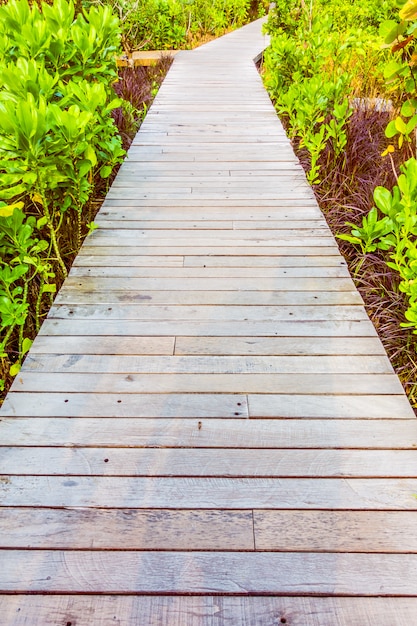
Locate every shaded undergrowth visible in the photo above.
<box><xmin>290</xmin><ymin>106</ymin><xmax>417</xmax><ymax>407</ymax></box>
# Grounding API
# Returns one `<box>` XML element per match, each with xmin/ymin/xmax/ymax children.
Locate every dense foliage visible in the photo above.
<box><xmin>0</xmin><ymin>0</ymin><xmax>125</xmax><ymax>389</ymax></box>
<box><xmin>263</xmin><ymin>0</ymin><xmax>417</xmax><ymax>404</ymax></box>
<box><xmin>89</xmin><ymin>0</ymin><xmax>268</xmax><ymax>53</ymax></box>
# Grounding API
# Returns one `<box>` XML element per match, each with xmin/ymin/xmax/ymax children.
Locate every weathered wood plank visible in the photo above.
<box><xmin>98</xmin><ymin>206</ymin><xmax>322</xmax><ymax>218</ymax></box>
<box><xmin>0</xmin><ymin>508</ymin><xmax>254</xmax><ymax>550</ymax></box>
<box><xmin>75</xmin><ymin>253</ymin><xmax>343</xmax><ymax>266</ymax></box>
<box><xmin>47</xmin><ymin>304</ymin><xmax>368</xmax><ymax>322</ymax></box>
<box><xmin>248</xmin><ymin>393</ymin><xmax>414</xmax><ymax>418</ymax></box>
<box><xmin>254</xmin><ymin>510</ymin><xmax>417</xmax><ymax>552</ymax></box>
<box><xmin>39</xmin><ymin>319</ymin><xmax>377</xmax><ymax>337</ymax></box>
<box><xmin>174</xmin><ymin>336</ymin><xmax>385</xmax><ymax>355</ymax></box>
<box><xmin>29</xmin><ymin>336</ymin><xmax>176</xmax><ymax>355</ymax></box>
<box><xmin>1</xmin><ymin>595</ymin><xmax>417</xmax><ymax>626</ymax></box>
<box><xmin>183</xmin><ymin>254</ymin><xmax>340</xmax><ymax>266</ymax></box>
<box><xmin>94</xmin><ymin>220</ymin><xmax>328</xmax><ymax>231</ymax></box>
<box><xmin>10</xmin><ymin>372</ymin><xmax>403</xmax><ymax>394</ymax></box>
<box><xmin>1</xmin><ymin>418</ymin><xmax>415</xmax><ymax>448</ymax></box>
<box><xmin>54</xmin><ymin>289</ymin><xmax>364</xmax><ymax>306</ymax></box>
<box><xmin>2</xmin><ymin>550</ymin><xmax>417</xmax><ymax>593</ymax></box>
<box><xmin>77</xmin><ymin>245</ymin><xmax>340</xmax><ymax>256</ymax></box>
<box><xmin>87</xmin><ymin>236</ymin><xmax>334</xmax><ymax>248</ymax></box>
<box><xmin>61</xmin><ymin>277</ymin><xmax>356</xmax><ymax>293</ymax></box>
<box><xmin>2</xmin><ymin>476</ymin><xmax>417</xmax><ymax>509</ymax></box>
<box><xmin>69</xmin><ymin>266</ymin><xmax>349</xmax><ymax>278</ymax></box>
<box><xmin>0</xmin><ymin>393</ymin><xmax>247</xmax><ymax>417</ymax></box>
<box><xmin>23</xmin><ymin>354</ymin><xmax>392</xmax><ymax>374</ymax></box>
<box><xmin>2</xmin><ymin>448</ymin><xmax>416</xmax><ymax>477</ymax></box>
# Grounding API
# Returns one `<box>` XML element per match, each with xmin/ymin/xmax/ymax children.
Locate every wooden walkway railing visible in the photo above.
<box><xmin>1</xmin><ymin>17</ymin><xmax>417</xmax><ymax>625</ymax></box>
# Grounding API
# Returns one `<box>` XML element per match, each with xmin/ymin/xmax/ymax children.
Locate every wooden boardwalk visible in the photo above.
<box><xmin>2</xmin><ymin>17</ymin><xmax>417</xmax><ymax>625</ymax></box>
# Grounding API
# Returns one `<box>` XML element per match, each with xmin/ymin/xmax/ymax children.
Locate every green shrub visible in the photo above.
<box><xmin>0</xmin><ymin>0</ymin><xmax>124</xmax><ymax>387</ymax></box>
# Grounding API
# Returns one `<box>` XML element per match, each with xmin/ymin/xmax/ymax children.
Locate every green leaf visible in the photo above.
<box><xmin>9</xmin><ymin>361</ymin><xmax>21</xmax><ymax>377</ymax></box>
<box><xmin>21</xmin><ymin>337</ymin><xmax>33</xmax><ymax>356</ymax></box>
<box><xmin>385</xmin><ymin>120</ymin><xmax>399</xmax><ymax>138</ymax></box>
<box><xmin>36</xmin><ymin>216</ymin><xmax>48</xmax><ymax>229</ymax></box>
<box><xmin>41</xmin><ymin>283</ymin><xmax>57</xmax><ymax>294</ymax></box>
<box><xmin>374</xmin><ymin>186</ymin><xmax>393</xmax><ymax>215</ymax></box>
<box><xmin>99</xmin><ymin>165</ymin><xmax>112</xmax><ymax>178</ymax></box>
<box><xmin>380</xmin><ymin>20</ymin><xmax>407</xmax><ymax>44</ymax></box>
<box><xmin>395</xmin><ymin>116</ymin><xmax>408</xmax><ymax>134</ymax></box>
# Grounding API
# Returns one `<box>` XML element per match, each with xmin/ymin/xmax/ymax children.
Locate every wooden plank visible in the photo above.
<box><xmin>2</xmin><ymin>448</ymin><xmax>416</xmax><ymax>477</ymax></box>
<box><xmin>94</xmin><ymin>219</ymin><xmax>237</xmax><ymax>230</ymax></box>
<box><xmin>38</xmin><ymin>319</ymin><xmax>377</xmax><ymax>336</ymax></box>
<box><xmin>0</xmin><ymin>508</ymin><xmax>253</xmax><ymax>550</ymax></box>
<box><xmin>75</xmin><ymin>254</ymin><xmax>344</xmax><ymax>267</ymax></box>
<box><xmin>47</xmin><ymin>304</ymin><xmax>368</xmax><ymax>322</ymax></box>
<box><xmin>1</xmin><ymin>595</ymin><xmax>417</xmax><ymax>626</ymax></box>
<box><xmin>29</xmin><ymin>336</ymin><xmax>177</xmax><ymax>355</ymax></box>
<box><xmin>88</xmin><ymin>236</ymin><xmax>334</xmax><ymax>248</ymax></box>
<box><xmin>23</xmin><ymin>354</ymin><xmax>392</xmax><ymax>374</ymax></box>
<box><xmin>54</xmin><ymin>290</ymin><xmax>363</xmax><ymax>306</ymax></box>
<box><xmin>3</xmin><ymin>392</ymin><xmax>411</xmax><ymax>419</ymax></box>
<box><xmin>2</xmin><ymin>476</ymin><xmax>417</xmax><ymax>509</ymax></box>
<box><xmin>74</xmin><ymin>254</ymin><xmax>185</xmax><ymax>266</ymax></box>
<box><xmin>10</xmin><ymin>372</ymin><xmax>403</xmax><ymax>394</ymax></box>
<box><xmin>66</xmin><ymin>274</ymin><xmax>348</xmax><ymax>288</ymax></box>
<box><xmin>1</xmin><ymin>418</ymin><xmax>415</xmax><ymax>448</ymax></box>
<box><xmin>0</xmin><ymin>393</ymin><xmax>248</xmax><ymax>418</ymax></box>
<box><xmin>31</xmin><ymin>335</ymin><xmax>383</xmax><ymax>357</ymax></box>
<box><xmin>2</xmin><ymin>550</ymin><xmax>417</xmax><ymax>593</ymax></box>
<box><xmin>254</xmin><ymin>510</ymin><xmax>417</xmax><ymax>552</ymax></box>
<box><xmin>102</xmin><ymin>198</ymin><xmax>319</xmax><ymax>207</ymax></box>
<box><xmin>77</xmin><ymin>246</ymin><xmax>341</xmax><ymax>256</ymax></box>
<box><xmin>174</xmin><ymin>336</ymin><xmax>385</xmax><ymax>355</ymax></box>
<box><xmin>69</xmin><ymin>266</ymin><xmax>349</xmax><ymax>278</ymax></box>
<box><xmin>98</xmin><ymin>206</ymin><xmax>321</xmax><ymax>218</ymax></box>
<box><xmin>248</xmin><ymin>394</ymin><xmax>414</xmax><ymax>419</ymax></box>
<box><xmin>94</xmin><ymin>220</ymin><xmax>328</xmax><ymax>230</ymax></box>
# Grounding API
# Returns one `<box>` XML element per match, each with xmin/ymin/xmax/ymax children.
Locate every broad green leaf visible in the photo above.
<box><xmin>374</xmin><ymin>186</ymin><xmax>393</xmax><ymax>215</ymax></box>
<box><xmin>41</xmin><ymin>283</ymin><xmax>57</xmax><ymax>294</ymax></box>
<box><xmin>99</xmin><ymin>165</ymin><xmax>112</xmax><ymax>178</ymax></box>
<box><xmin>9</xmin><ymin>361</ymin><xmax>20</xmax><ymax>377</ymax></box>
<box><xmin>395</xmin><ymin>116</ymin><xmax>408</xmax><ymax>134</ymax></box>
<box><xmin>21</xmin><ymin>337</ymin><xmax>32</xmax><ymax>356</ymax></box>
<box><xmin>380</xmin><ymin>20</ymin><xmax>407</xmax><ymax>44</ymax></box>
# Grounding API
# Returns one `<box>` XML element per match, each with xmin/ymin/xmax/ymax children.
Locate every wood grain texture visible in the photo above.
<box><xmin>1</xmin><ymin>392</ymin><xmax>248</xmax><ymax>417</ymax></box>
<box><xmin>47</xmin><ymin>303</ymin><xmax>368</xmax><ymax>321</ymax></box>
<box><xmin>54</xmin><ymin>289</ymin><xmax>364</xmax><ymax>306</ymax></box>
<box><xmin>38</xmin><ymin>319</ymin><xmax>378</xmax><ymax>337</ymax></box>
<box><xmin>1</xmin><ymin>595</ymin><xmax>417</xmax><ymax>626</ymax></box>
<box><xmin>174</xmin><ymin>336</ymin><xmax>386</xmax><ymax>355</ymax></box>
<box><xmin>1</xmin><ymin>418</ymin><xmax>416</xmax><ymax>448</ymax></box>
<box><xmin>2</xmin><ymin>550</ymin><xmax>417</xmax><ymax>594</ymax></box>
<box><xmin>0</xmin><ymin>508</ymin><xmax>254</xmax><ymax>550</ymax></box>
<box><xmin>10</xmin><ymin>372</ymin><xmax>403</xmax><ymax>394</ymax></box>
<box><xmin>2</xmin><ymin>447</ymin><xmax>416</xmax><ymax>477</ymax></box>
<box><xmin>2</xmin><ymin>476</ymin><xmax>417</xmax><ymax>509</ymax></box>
<box><xmin>23</xmin><ymin>354</ymin><xmax>392</xmax><ymax>374</ymax></box>
<box><xmin>253</xmin><ymin>510</ymin><xmax>417</xmax><ymax>552</ymax></box>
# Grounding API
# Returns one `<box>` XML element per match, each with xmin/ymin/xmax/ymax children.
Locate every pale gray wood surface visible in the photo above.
<box><xmin>1</xmin><ymin>418</ymin><xmax>416</xmax><ymax>447</ymax></box>
<box><xmin>2</xmin><ymin>476</ymin><xmax>417</xmax><ymax>509</ymax></box>
<box><xmin>1</xmin><ymin>15</ymin><xmax>417</xmax><ymax>622</ymax></box>
<box><xmin>2</xmin><ymin>551</ymin><xmax>417</xmax><ymax>594</ymax></box>
<box><xmin>2</xmin><ymin>448</ymin><xmax>416</xmax><ymax>477</ymax></box>
<box><xmin>1</xmin><ymin>596</ymin><xmax>417</xmax><ymax>626</ymax></box>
